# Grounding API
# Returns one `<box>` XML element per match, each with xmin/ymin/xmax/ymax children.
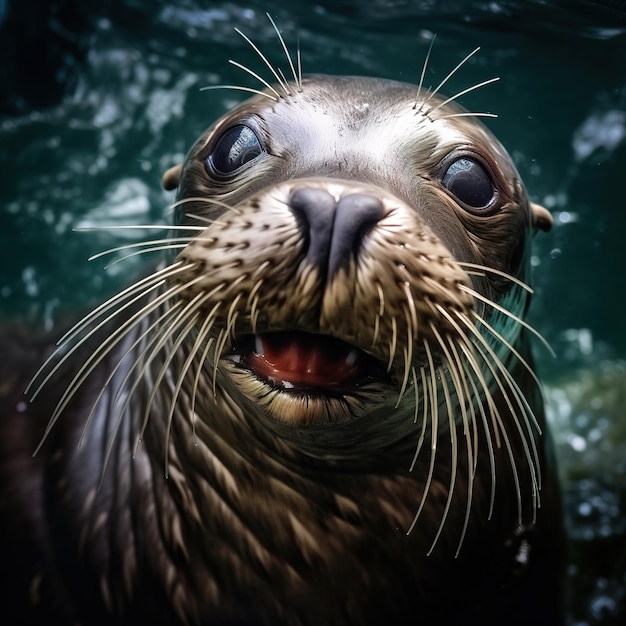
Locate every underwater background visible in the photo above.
<box><xmin>1</xmin><ymin>0</ymin><xmax>625</xmax><ymax>623</ymax></box>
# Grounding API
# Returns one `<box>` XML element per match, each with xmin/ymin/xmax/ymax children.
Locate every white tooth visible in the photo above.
<box><xmin>255</xmin><ymin>335</ymin><xmax>265</xmax><ymax>356</ymax></box>
<box><xmin>345</xmin><ymin>348</ymin><xmax>359</xmax><ymax>366</ymax></box>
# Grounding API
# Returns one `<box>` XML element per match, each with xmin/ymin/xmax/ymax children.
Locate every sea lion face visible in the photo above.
<box><xmin>165</xmin><ymin>75</ymin><xmax>549</xmax><ymax>437</ymax></box>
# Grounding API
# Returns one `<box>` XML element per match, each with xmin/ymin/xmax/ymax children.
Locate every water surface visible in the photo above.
<box><xmin>1</xmin><ymin>1</ymin><xmax>625</xmax><ymax>623</ymax></box>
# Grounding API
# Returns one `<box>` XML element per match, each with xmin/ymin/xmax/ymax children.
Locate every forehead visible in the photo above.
<box><xmin>209</xmin><ymin>74</ymin><xmax>512</xmax><ymax>177</ymax></box>
<box><xmin>188</xmin><ymin>74</ymin><xmax>520</xmax><ymax>199</ymax></box>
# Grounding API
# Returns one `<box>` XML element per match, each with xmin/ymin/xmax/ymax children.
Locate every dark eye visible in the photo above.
<box><xmin>208</xmin><ymin>125</ymin><xmax>263</xmax><ymax>176</ymax></box>
<box><xmin>441</xmin><ymin>157</ymin><xmax>495</xmax><ymax>209</ymax></box>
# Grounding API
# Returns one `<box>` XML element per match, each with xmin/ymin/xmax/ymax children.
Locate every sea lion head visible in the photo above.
<box><xmin>159</xmin><ymin>74</ymin><xmax>551</xmax><ymax>453</ymax></box>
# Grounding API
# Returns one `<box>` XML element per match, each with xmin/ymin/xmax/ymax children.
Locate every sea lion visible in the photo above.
<box><xmin>0</xmin><ymin>28</ymin><xmax>563</xmax><ymax>626</ymax></box>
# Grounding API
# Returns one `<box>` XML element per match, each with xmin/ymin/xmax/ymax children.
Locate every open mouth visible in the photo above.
<box><xmin>230</xmin><ymin>331</ymin><xmax>387</xmax><ymax>392</ymax></box>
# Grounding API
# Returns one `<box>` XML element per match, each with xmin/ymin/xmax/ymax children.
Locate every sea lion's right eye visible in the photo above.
<box><xmin>207</xmin><ymin>125</ymin><xmax>263</xmax><ymax>176</ymax></box>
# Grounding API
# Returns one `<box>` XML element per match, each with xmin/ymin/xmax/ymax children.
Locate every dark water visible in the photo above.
<box><xmin>1</xmin><ymin>0</ymin><xmax>625</xmax><ymax>623</ymax></box>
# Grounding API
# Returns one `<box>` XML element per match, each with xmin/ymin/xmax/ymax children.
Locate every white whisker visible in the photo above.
<box><xmin>427</xmin><ymin>361</ymin><xmax>457</xmax><ymax>556</ymax></box>
<box><xmin>212</xmin><ymin>329</ymin><xmax>229</xmax><ymax>396</ymax></box>
<box><xmin>27</xmin><ymin>268</ymin><xmax>182</xmax><ymax>402</ymax></box>
<box><xmin>396</xmin><ymin>287</ymin><xmax>417</xmax><ymax>407</ymax></box>
<box><xmin>162</xmin><ymin>308</ymin><xmax>207</xmax><ymax>475</ymax></box>
<box><xmin>436</xmin><ymin>112</ymin><xmax>498</xmax><ymax>121</ymax></box>
<box><xmin>94</xmin><ymin>304</ymin><xmax>179</xmax><ymax>484</ymax></box>
<box><xmin>387</xmin><ymin>317</ymin><xmax>398</xmax><ymax>372</ymax></box>
<box><xmin>455</xmin><ymin>312</ymin><xmax>540</xmax><ymax>523</ymax></box>
<box><xmin>234</xmin><ymin>27</ymin><xmax>290</xmax><ymax>97</ymax></box>
<box><xmin>199</xmin><ymin>84</ymin><xmax>278</xmax><ymax>102</ymax></box>
<box><xmin>103</xmin><ymin>244</ymin><xmax>190</xmax><ymax>269</ymax></box>
<box><xmin>423</xmin><ymin>47</ymin><xmax>481</xmax><ymax>105</ymax></box>
<box><xmin>407</xmin><ymin>341</ymin><xmax>438</xmax><ymax>535</ymax></box>
<box><xmin>427</xmin><ymin>323</ymin><xmax>473</xmax><ymax>555</ymax></box>
<box><xmin>190</xmin><ymin>313</ymin><xmax>219</xmax><ymax>441</ymax></box>
<box><xmin>228</xmin><ymin>59</ymin><xmax>281</xmax><ymax>98</ymax></box>
<box><xmin>471</xmin><ymin>309</ymin><xmax>546</xmax><ymax>408</ymax></box>
<box><xmin>52</xmin><ymin>262</ymin><xmax>187</xmax><ymax>349</ymax></box>
<box><xmin>296</xmin><ymin>40</ymin><xmax>302</xmax><ymax>90</ymax></box>
<box><xmin>171</xmin><ymin>195</ymin><xmax>242</xmax><ymax>217</ymax></box>
<box><xmin>32</xmin><ymin>287</ymin><xmax>185</xmax><ymax>456</ymax></box>
<box><xmin>266</xmin><ymin>12</ymin><xmax>300</xmax><ymax>90</ymax></box>
<box><xmin>74</xmin><ymin>224</ymin><xmax>204</xmax><ymax>232</ymax></box>
<box><xmin>445</xmin><ymin>336</ymin><xmax>477</xmax><ymax>555</ymax></box>
<box><xmin>460</xmin><ymin>283</ymin><xmax>554</xmax><ymax>356</ymax></box>
<box><xmin>429</xmin><ymin>77</ymin><xmax>500</xmax><ymax>116</ymax></box>
<box><xmin>133</xmin><ymin>291</ymin><xmax>211</xmax><ymax>453</ymax></box>
<box><xmin>88</xmin><ymin>238</ymin><xmax>195</xmax><ymax>262</ymax></box>
<box><xmin>414</xmin><ymin>34</ymin><xmax>436</xmax><ymax>110</ymax></box>
<box><xmin>456</xmin><ymin>261</ymin><xmax>534</xmax><ymax>293</ymax></box>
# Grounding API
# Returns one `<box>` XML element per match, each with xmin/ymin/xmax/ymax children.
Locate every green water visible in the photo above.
<box><xmin>1</xmin><ymin>0</ymin><xmax>625</xmax><ymax>623</ymax></box>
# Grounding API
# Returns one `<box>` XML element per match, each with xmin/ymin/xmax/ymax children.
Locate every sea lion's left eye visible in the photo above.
<box><xmin>441</xmin><ymin>157</ymin><xmax>495</xmax><ymax>210</ymax></box>
<box><xmin>208</xmin><ymin>125</ymin><xmax>263</xmax><ymax>176</ymax></box>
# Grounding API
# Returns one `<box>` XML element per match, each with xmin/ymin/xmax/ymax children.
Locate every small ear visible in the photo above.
<box><xmin>162</xmin><ymin>164</ymin><xmax>183</xmax><ymax>191</ymax></box>
<box><xmin>530</xmin><ymin>202</ymin><xmax>552</xmax><ymax>232</ymax></box>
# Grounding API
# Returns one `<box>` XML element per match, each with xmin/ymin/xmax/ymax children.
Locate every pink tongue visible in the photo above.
<box><xmin>247</xmin><ymin>333</ymin><xmax>360</xmax><ymax>387</ymax></box>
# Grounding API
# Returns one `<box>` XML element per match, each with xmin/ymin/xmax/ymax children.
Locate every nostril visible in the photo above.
<box><xmin>289</xmin><ymin>187</ymin><xmax>337</xmax><ymax>222</ymax></box>
<box><xmin>289</xmin><ymin>187</ymin><xmax>336</xmax><ymax>273</ymax></box>
<box><xmin>329</xmin><ymin>194</ymin><xmax>385</xmax><ymax>278</ymax></box>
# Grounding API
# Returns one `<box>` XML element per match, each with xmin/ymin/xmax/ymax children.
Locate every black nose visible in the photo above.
<box><xmin>289</xmin><ymin>187</ymin><xmax>385</xmax><ymax>280</ymax></box>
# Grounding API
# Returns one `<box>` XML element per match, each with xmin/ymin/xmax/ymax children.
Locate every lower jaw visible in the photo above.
<box><xmin>219</xmin><ymin>357</ymin><xmax>391</xmax><ymax>427</ymax></box>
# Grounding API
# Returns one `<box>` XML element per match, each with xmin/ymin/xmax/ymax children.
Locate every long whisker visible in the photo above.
<box><xmin>52</xmin><ymin>262</ymin><xmax>187</xmax><ymax>351</ymax></box>
<box><xmin>228</xmin><ymin>60</ymin><xmax>281</xmax><ymax>98</ymax></box>
<box><xmin>27</xmin><ymin>265</ymin><xmax>184</xmax><ymax>401</ymax></box>
<box><xmin>170</xmin><ymin>195</ymin><xmax>242</xmax><ymax>217</ymax></box>
<box><xmin>89</xmin><ymin>238</ymin><xmax>195</xmax><ymax>261</ymax></box>
<box><xmin>160</xmin><ymin>311</ymin><xmax>206</xmax><ymax>476</ymax></box>
<box><xmin>410</xmin><ymin>365</ymin><xmax>429</xmax><ymax>464</ymax></box>
<box><xmin>427</xmin><ymin>359</ymin><xmax>458</xmax><ymax>556</ymax></box>
<box><xmin>387</xmin><ymin>317</ymin><xmax>398</xmax><ymax>372</ymax></box>
<box><xmin>266</xmin><ymin>12</ymin><xmax>300</xmax><ymax>90</ymax></box>
<box><xmin>397</xmin><ymin>284</ymin><xmax>417</xmax><ymax>407</ymax></box>
<box><xmin>190</xmin><ymin>310</ymin><xmax>220</xmax><ymax>441</ymax></box>
<box><xmin>414</xmin><ymin>34</ymin><xmax>436</xmax><ymax>109</ymax></box>
<box><xmin>407</xmin><ymin>340</ymin><xmax>438</xmax><ymax>535</ymax></box>
<box><xmin>455</xmin><ymin>312</ymin><xmax>540</xmax><ymax>522</ymax></box>
<box><xmin>165</xmin><ymin>311</ymin><xmax>211</xmax><ymax>453</ymax></box>
<box><xmin>429</xmin><ymin>77</ymin><xmax>500</xmax><ymax>116</ymax></box>
<box><xmin>32</xmin><ymin>285</ymin><xmax>185</xmax><ymax>455</ymax></box>
<box><xmin>422</xmin><ymin>47</ymin><xmax>481</xmax><ymax>106</ymax></box>
<box><xmin>445</xmin><ymin>336</ymin><xmax>477</xmax><ymax>556</ymax></box>
<box><xmin>426</xmin><ymin>323</ymin><xmax>473</xmax><ymax>555</ymax></box>
<box><xmin>436</xmin><ymin>111</ymin><xmax>498</xmax><ymax>121</ymax></box>
<box><xmin>212</xmin><ymin>328</ymin><xmax>229</xmax><ymax>396</ymax></box>
<box><xmin>74</xmin><ymin>225</ymin><xmax>206</xmax><ymax>232</ymax></box>
<box><xmin>132</xmin><ymin>291</ymin><xmax>210</xmax><ymax>454</ymax></box>
<box><xmin>234</xmin><ymin>27</ymin><xmax>290</xmax><ymax>97</ymax></box>
<box><xmin>456</xmin><ymin>261</ymin><xmax>534</xmax><ymax>293</ymax></box>
<box><xmin>94</xmin><ymin>304</ymin><xmax>180</xmax><ymax>484</ymax></box>
<box><xmin>296</xmin><ymin>40</ymin><xmax>302</xmax><ymax>91</ymax></box>
<box><xmin>102</xmin><ymin>244</ymin><xmax>190</xmax><ymax>269</ymax></box>
<box><xmin>437</xmin><ymin>307</ymin><xmax>504</xmax><ymax>521</ymax></box>
<box><xmin>460</xmin><ymin>284</ymin><xmax>554</xmax><ymax>357</ymax></box>
<box><xmin>103</xmin><ymin>279</ymin><xmax>208</xmax><ymax>414</ymax></box>
<box><xmin>372</xmin><ymin>282</ymin><xmax>385</xmax><ymax>346</ymax></box>
<box><xmin>471</xmin><ymin>309</ymin><xmax>546</xmax><ymax>407</ymax></box>
<box><xmin>199</xmin><ymin>84</ymin><xmax>278</xmax><ymax>102</ymax></box>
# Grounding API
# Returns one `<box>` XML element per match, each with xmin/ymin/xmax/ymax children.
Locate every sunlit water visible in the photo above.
<box><xmin>1</xmin><ymin>1</ymin><xmax>625</xmax><ymax>623</ymax></box>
